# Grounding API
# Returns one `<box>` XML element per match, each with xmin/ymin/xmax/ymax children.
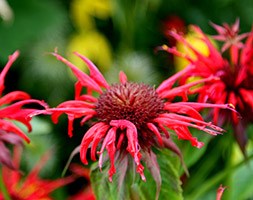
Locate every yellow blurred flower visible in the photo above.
<box><xmin>174</xmin><ymin>26</ymin><xmax>217</xmax><ymax>83</ymax></box>
<box><xmin>174</xmin><ymin>27</ymin><xmax>213</xmax><ymax>72</ymax></box>
<box><xmin>71</xmin><ymin>0</ymin><xmax>112</xmax><ymax>31</ymax></box>
<box><xmin>67</xmin><ymin>0</ymin><xmax>113</xmax><ymax>73</ymax></box>
<box><xmin>67</xmin><ymin>31</ymin><xmax>112</xmax><ymax>72</ymax></box>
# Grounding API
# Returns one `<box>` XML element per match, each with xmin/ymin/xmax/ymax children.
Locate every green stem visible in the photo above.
<box><xmin>186</xmin><ymin>153</ymin><xmax>253</xmax><ymax>200</ymax></box>
<box><xmin>222</xmin><ymin>142</ymin><xmax>233</xmax><ymax>200</ymax></box>
<box><xmin>0</xmin><ymin>167</ymin><xmax>11</xmax><ymax>200</ymax></box>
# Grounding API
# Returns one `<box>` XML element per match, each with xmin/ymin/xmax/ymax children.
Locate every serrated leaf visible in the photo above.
<box><xmin>139</xmin><ymin>149</ymin><xmax>183</xmax><ymax>200</ymax></box>
<box><xmin>90</xmin><ymin>149</ymin><xmax>183</xmax><ymax>200</ymax></box>
<box><xmin>90</xmin><ymin>156</ymin><xmax>133</xmax><ymax>200</ymax></box>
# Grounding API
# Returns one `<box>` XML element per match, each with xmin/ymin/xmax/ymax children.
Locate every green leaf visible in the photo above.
<box><xmin>90</xmin><ymin>160</ymin><xmax>129</xmax><ymax>200</ymax></box>
<box><xmin>90</xmin><ymin>149</ymin><xmax>183</xmax><ymax>200</ymax></box>
<box><xmin>139</xmin><ymin>149</ymin><xmax>183</xmax><ymax>200</ymax></box>
<box><xmin>230</xmin><ymin>142</ymin><xmax>253</xmax><ymax>200</ymax></box>
<box><xmin>179</xmin><ymin>129</ymin><xmax>212</xmax><ymax>169</ymax></box>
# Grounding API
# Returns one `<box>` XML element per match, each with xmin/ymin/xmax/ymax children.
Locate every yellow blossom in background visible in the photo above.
<box><xmin>66</xmin><ymin>0</ymin><xmax>112</xmax><ymax>73</ymax></box>
<box><xmin>174</xmin><ymin>26</ymin><xmax>217</xmax><ymax>83</ymax></box>
<box><xmin>67</xmin><ymin>31</ymin><xmax>112</xmax><ymax>72</ymax></box>
<box><xmin>71</xmin><ymin>0</ymin><xmax>112</xmax><ymax>31</ymax></box>
<box><xmin>174</xmin><ymin>26</ymin><xmax>215</xmax><ymax>72</ymax></box>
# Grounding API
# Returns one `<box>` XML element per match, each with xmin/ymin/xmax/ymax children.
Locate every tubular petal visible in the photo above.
<box><xmin>119</xmin><ymin>71</ymin><xmax>128</xmax><ymax>84</ymax></box>
<box><xmin>74</xmin><ymin>52</ymin><xmax>110</xmax><ymax>89</ymax></box>
<box><xmin>147</xmin><ymin>123</ymin><xmax>163</xmax><ymax>146</ymax></box>
<box><xmin>80</xmin><ymin>122</ymin><xmax>108</xmax><ymax>164</ymax></box>
<box><xmin>0</xmin><ymin>51</ymin><xmax>19</xmax><ymax>95</ymax></box>
<box><xmin>52</xmin><ymin>52</ymin><xmax>103</xmax><ymax>93</ymax></box>
<box><xmin>0</xmin><ymin>91</ymin><xmax>30</xmax><ymax>106</ymax></box>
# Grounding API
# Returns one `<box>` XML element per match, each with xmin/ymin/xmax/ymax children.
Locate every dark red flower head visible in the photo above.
<box><xmin>0</xmin><ymin>51</ymin><xmax>48</xmax><ymax>169</ymax></box>
<box><xmin>161</xmin><ymin>20</ymin><xmax>253</xmax><ymax>154</ymax></box>
<box><xmin>30</xmin><ymin>51</ymin><xmax>233</xmax><ymax>187</ymax></box>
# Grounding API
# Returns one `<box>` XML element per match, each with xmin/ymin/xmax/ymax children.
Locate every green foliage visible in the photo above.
<box><xmin>90</xmin><ymin>149</ymin><xmax>184</xmax><ymax>200</ymax></box>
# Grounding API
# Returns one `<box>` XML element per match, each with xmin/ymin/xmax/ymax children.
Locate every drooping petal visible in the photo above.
<box><xmin>90</xmin><ymin>124</ymin><xmax>110</xmax><ymax>161</ymax></box>
<box><xmin>147</xmin><ymin>122</ymin><xmax>163</xmax><ymax>146</ymax></box>
<box><xmin>80</xmin><ymin>122</ymin><xmax>109</xmax><ymax>164</ymax></box>
<box><xmin>110</xmin><ymin>119</ymin><xmax>146</xmax><ymax>181</ymax></box>
<box><xmin>164</xmin><ymin>102</ymin><xmax>203</xmax><ymax>121</ymax></box>
<box><xmin>97</xmin><ymin>127</ymin><xmax>117</xmax><ymax>182</ymax></box>
<box><xmin>174</xmin><ymin>126</ymin><xmax>204</xmax><ymax>148</ymax></box>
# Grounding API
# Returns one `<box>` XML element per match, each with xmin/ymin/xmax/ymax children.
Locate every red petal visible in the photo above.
<box><xmin>110</xmin><ymin>120</ymin><xmax>146</xmax><ymax>181</ymax></box>
<box><xmin>0</xmin><ymin>51</ymin><xmax>19</xmax><ymax>95</ymax></box>
<box><xmin>0</xmin><ymin>91</ymin><xmax>30</xmax><ymax>106</ymax></box>
<box><xmin>52</xmin><ymin>52</ymin><xmax>103</xmax><ymax>93</ymax></box>
<box><xmin>74</xmin><ymin>52</ymin><xmax>110</xmax><ymax>89</ymax></box>
<box><xmin>98</xmin><ymin>127</ymin><xmax>117</xmax><ymax>182</ymax></box>
<box><xmin>119</xmin><ymin>71</ymin><xmax>128</xmax><ymax>84</ymax></box>
<box><xmin>80</xmin><ymin>122</ymin><xmax>109</xmax><ymax>164</ymax></box>
<box><xmin>147</xmin><ymin>123</ymin><xmax>163</xmax><ymax>146</ymax></box>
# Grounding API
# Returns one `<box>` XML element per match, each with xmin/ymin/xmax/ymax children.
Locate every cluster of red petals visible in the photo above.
<box><xmin>0</xmin><ymin>51</ymin><xmax>48</xmax><ymax>169</ymax></box>
<box><xmin>0</xmin><ymin>51</ymin><xmax>48</xmax><ymax>142</ymax></box>
<box><xmin>0</xmin><ymin>147</ymin><xmax>74</xmax><ymax>200</ymax></box>
<box><xmin>31</xmin><ymin>51</ymin><xmax>233</xmax><ymax>182</ymax></box>
<box><xmin>161</xmin><ymin>21</ymin><xmax>253</xmax><ymax>153</ymax></box>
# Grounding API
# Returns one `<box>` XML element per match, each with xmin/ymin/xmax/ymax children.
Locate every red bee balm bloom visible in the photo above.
<box><xmin>0</xmin><ymin>147</ymin><xmax>74</xmax><ymax>200</ymax></box>
<box><xmin>0</xmin><ymin>51</ymin><xmax>47</xmax><ymax>169</ymax></box>
<box><xmin>161</xmin><ymin>20</ymin><xmax>252</xmax><ymax>154</ymax></box>
<box><xmin>32</xmin><ymin>51</ymin><xmax>233</xmax><ymax>183</ymax></box>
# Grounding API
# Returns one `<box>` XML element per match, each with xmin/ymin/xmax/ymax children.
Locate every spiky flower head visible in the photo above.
<box><xmin>30</xmin><ymin>51</ymin><xmax>233</xmax><ymax>190</ymax></box>
<box><xmin>161</xmin><ymin>20</ymin><xmax>252</xmax><ymax>154</ymax></box>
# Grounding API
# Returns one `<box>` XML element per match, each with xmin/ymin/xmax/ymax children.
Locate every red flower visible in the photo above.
<box><xmin>161</xmin><ymin>20</ymin><xmax>252</xmax><ymax>154</ymax></box>
<box><xmin>0</xmin><ymin>51</ymin><xmax>47</xmax><ymax>169</ymax></box>
<box><xmin>210</xmin><ymin>18</ymin><xmax>249</xmax><ymax>52</ymax></box>
<box><xmin>30</xmin><ymin>51</ymin><xmax>233</xmax><ymax>185</ymax></box>
<box><xmin>0</xmin><ymin>147</ymin><xmax>74</xmax><ymax>200</ymax></box>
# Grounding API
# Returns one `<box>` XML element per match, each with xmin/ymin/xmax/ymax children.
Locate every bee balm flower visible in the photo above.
<box><xmin>31</xmin><ymin>51</ymin><xmax>233</xmax><ymax>183</ymax></box>
<box><xmin>161</xmin><ymin>20</ymin><xmax>252</xmax><ymax>154</ymax></box>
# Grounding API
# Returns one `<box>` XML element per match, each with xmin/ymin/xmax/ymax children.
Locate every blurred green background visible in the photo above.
<box><xmin>1</xmin><ymin>0</ymin><xmax>253</xmax><ymax>199</ymax></box>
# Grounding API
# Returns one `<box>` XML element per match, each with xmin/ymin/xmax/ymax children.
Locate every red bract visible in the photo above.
<box><xmin>30</xmin><ymin>51</ymin><xmax>233</xmax><ymax>186</ymax></box>
<box><xmin>216</xmin><ymin>185</ymin><xmax>226</xmax><ymax>200</ymax></box>
<box><xmin>0</xmin><ymin>51</ymin><xmax>48</xmax><ymax>169</ymax></box>
<box><xmin>161</xmin><ymin>20</ymin><xmax>252</xmax><ymax>154</ymax></box>
<box><xmin>0</xmin><ymin>147</ymin><xmax>74</xmax><ymax>200</ymax></box>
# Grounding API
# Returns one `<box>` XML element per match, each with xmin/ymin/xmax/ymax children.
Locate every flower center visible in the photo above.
<box><xmin>95</xmin><ymin>82</ymin><xmax>164</xmax><ymax>129</ymax></box>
